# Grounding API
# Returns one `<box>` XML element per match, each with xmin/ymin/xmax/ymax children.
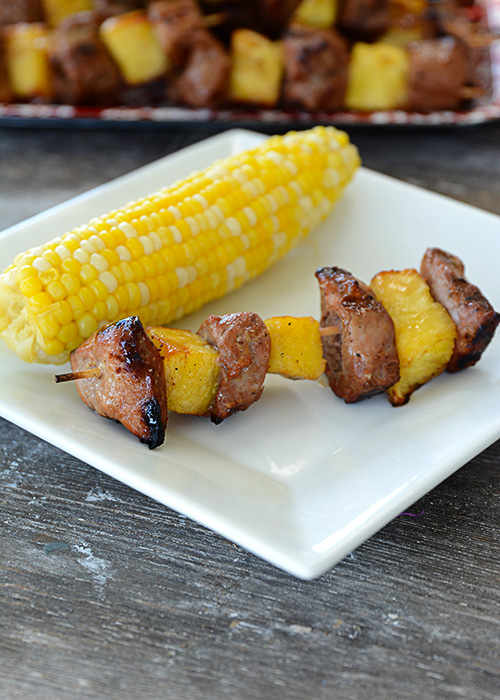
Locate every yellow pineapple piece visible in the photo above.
<box><xmin>41</xmin><ymin>0</ymin><xmax>93</xmax><ymax>26</ymax></box>
<box><xmin>379</xmin><ymin>27</ymin><xmax>424</xmax><ymax>47</ymax></box>
<box><xmin>228</xmin><ymin>29</ymin><xmax>283</xmax><ymax>107</ymax></box>
<box><xmin>147</xmin><ymin>327</ymin><xmax>219</xmax><ymax>416</ymax></box>
<box><xmin>345</xmin><ymin>41</ymin><xmax>410</xmax><ymax>111</ymax></box>
<box><xmin>5</xmin><ymin>23</ymin><xmax>53</xmax><ymax>100</ymax></box>
<box><xmin>100</xmin><ymin>10</ymin><xmax>168</xmax><ymax>85</ymax></box>
<box><xmin>265</xmin><ymin>316</ymin><xmax>326</xmax><ymax>381</ymax></box>
<box><xmin>370</xmin><ymin>269</ymin><xmax>456</xmax><ymax>406</ymax></box>
<box><xmin>293</xmin><ymin>0</ymin><xmax>337</xmax><ymax>29</ymax></box>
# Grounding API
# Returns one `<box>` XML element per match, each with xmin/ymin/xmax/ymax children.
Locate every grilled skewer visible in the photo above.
<box><xmin>56</xmin><ymin>248</ymin><xmax>498</xmax><ymax>448</ymax></box>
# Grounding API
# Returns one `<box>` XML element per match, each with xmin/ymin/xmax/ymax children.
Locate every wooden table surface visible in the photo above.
<box><xmin>1</xmin><ymin>122</ymin><xmax>499</xmax><ymax>700</ymax></box>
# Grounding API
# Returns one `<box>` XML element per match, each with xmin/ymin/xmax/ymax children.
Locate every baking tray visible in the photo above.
<box><xmin>1</xmin><ymin>1</ymin><xmax>499</xmax><ymax>129</ymax></box>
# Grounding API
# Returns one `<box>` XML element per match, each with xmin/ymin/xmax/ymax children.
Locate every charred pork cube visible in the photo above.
<box><xmin>406</xmin><ymin>37</ymin><xmax>469</xmax><ymax>111</ymax></box>
<box><xmin>337</xmin><ymin>0</ymin><xmax>390</xmax><ymax>42</ymax></box>
<box><xmin>148</xmin><ymin>0</ymin><xmax>204</xmax><ymax>65</ymax></box>
<box><xmin>170</xmin><ymin>28</ymin><xmax>230</xmax><ymax>107</ymax></box>
<box><xmin>283</xmin><ymin>24</ymin><xmax>349</xmax><ymax>112</ymax></box>
<box><xmin>0</xmin><ymin>0</ymin><xmax>43</xmax><ymax>25</ymax></box>
<box><xmin>421</xmin><ymin>248</ymin><xmax>500</xmax><ymax>372</ymax></box>
<box><xmin>197</xmin><ymin>312</ymin><xmax>271</xmax><ymax>423</ymax></box>
<box><xmin>49</xmin><ymin>11</ymin><xmax>122</xmax><ymax>105</ymax></box>
<box><xmin>315</xmin><ymin>266</ymin><xmax>400</xmax><ymax>403</ymax></box>
<box><xmin>70</xmin><ymin>316</ymin><xmax>168</xmax><ymax>449</ymax></box>
<box><xmin>254</xmin><ymin>0</ymin><xmax>302</xmax><ymax>35</ymax></box>
<box><xmin>0</xmin><ymin>33</ymin><xmax>13</xmax><ymax>102</ymax></box>
<box><xmin>93</xmin><ymin>0</ymin><xmax>144</xmax><ymax>18</ymax></box>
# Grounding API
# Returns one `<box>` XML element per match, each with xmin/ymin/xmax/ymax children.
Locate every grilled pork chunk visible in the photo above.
<box><xmin>283</xmin><ymin>25</ymin><xmax>349</xmax><ymax>112</ymax></box>
<box><xmin>337</xmin><ymin>0</ymin><xmax>390</xmax><ymax>42</ymax></box>
<box><xmin>148</xmin><ymin>0</ymin><xmax>204</xmax><ymax>65</ymax></box>
<box><xmin>315</xmin><ymin>266</ymin><xmax>400</xmax><ymax>403</ymax></box>
<box><xmin>0</xmin><ymin>0</ymin><xmax>43</xmax><ymax>25</ymax></box>
<box><xmin>49</xmin><ymin>11</ymin><xmax>122</xmax><ymax>105</ymax></box>
<box><xmin>171</xmin><ymin>28</ymin><xmax>230</xmax><ymax>108</ymax></box>
<box><xmin>406</xmin><ymin>37</ymin><xmax>469</xmax><ymax>112</ymax></box>
<box><xmin>197</xmin><ymin>312</ymin><xmax>271</xmax><ymax>423</ymax></box>
<box><xmin>69</xmin><ymin>316</ymin><xmax>168</xmax><ymax>448</ymax></box>
<box><xmin>421</xmin><ymin>247</ymin><xmax>500</xmax><ymax>372</ymax></box>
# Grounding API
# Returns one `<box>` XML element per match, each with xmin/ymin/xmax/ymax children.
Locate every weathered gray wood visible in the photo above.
<box><xmin>1</xmin><ymin>123</ymin><xmax>500</xmax><ymax>700</ymax></box>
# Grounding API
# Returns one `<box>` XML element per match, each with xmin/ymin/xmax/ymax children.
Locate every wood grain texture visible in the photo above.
<box><xmin>1</xmin><ymin>123</ymin><xmax>500</xmax><ymax>700</ymax></box>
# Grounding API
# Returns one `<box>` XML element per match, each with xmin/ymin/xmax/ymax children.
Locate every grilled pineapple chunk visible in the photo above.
<box><xmin>265</xmin><ymin>316</ymin><xmax>326</xmax><ymax>380</ymax></box>
<box><xmin>229</xmin><ymin>29</ymin><xmax>283</xmax><ymax>107</ymax></box>
<box><xmin>345</xmin><ymin>41</ymin><xmax>410</xmax><ymax>111</ymax></box>
<box><xmin>41</xmin><ymin>0</ymin><xmax>93</xmax><ymax>26</ymax></box>
<box><xmin>148</xmin><ymin>327</ymin><xmax>219</xmax><ymax>416</ymax></box>
<box><xmin>371</xmin><ymin>269</ymin><xmax>456</xmax><ymax>406</ymax></box>
<box><xmin>100</xmin><ymin>10</ymin><xmax>168</xmax><ymax>85</ymax></box>
<box><xmin>293</xmin><ymin>0</ymin><xmax>337</xmax><ymax>29</ymax></box>
<box><xmin>5</xmin><ymin>23</ymin><xmax>53</xmax><ymax>100</ymax></box>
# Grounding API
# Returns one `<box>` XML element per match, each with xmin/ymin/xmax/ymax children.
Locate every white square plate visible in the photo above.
<box><xmin>1</xmin><ymin>129</ymin><xmax>499</xmax><ymax>579</ymax></box>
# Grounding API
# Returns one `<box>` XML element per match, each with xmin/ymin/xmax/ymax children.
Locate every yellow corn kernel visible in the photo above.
<box><xmin>19</xmin><ymin>276</ymin><xmax>43</xmax><ymax>297</ymax></box>
<box><xmin>57</xmin><ymin>322</ymin><xmax>78</xmax><ymax>346</ymax></box>
<box><xmin>77</xmin><ymin>313</ymin><xmax>98</xmax><ymax>339</ymax></box>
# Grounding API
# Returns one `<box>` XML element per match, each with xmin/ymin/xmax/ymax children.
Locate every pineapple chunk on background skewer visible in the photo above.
<box><xmin>293</xmin><ymin>0</ymin><xmax>337</xmax><ymax>29</ymax></box>
<box><xmin>345</xmin><ymin>41</ymin><xmax>410</xmax><ymax>111</ymax></box>
<box><xmin>228</xmin><ymin>28</ymin><xmax>284</xmax><ymax>107</ymax></box>
<box><xmin>41</xmin><ymin>0</ymin><xmax>93</xmax><ymax>26</ymax></box>
<box><xmin>100</xmin><ymin>10</ymin><xmax>169</xmax><ymax>85</ymax></box>
<box><xmin>4</xmin><ymin>22</ymin><xmax>53</xmax><ymax>100</ymax></box>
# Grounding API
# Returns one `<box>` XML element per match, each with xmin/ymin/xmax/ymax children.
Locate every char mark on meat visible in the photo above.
<box><xmin>197</xmin><ymin>312</ymin><xmax>271</xmax><ymax>423</ymax></box>
<box><xmin>421</xmin><ymin>247</ymin><xmax>500</xmax><ymax>372</ymax></box>
<box><xmin>70</xmin><ymin>316</ymin><xmax>168</xmax><ymax>448</ymax></box>
<box><xmin>315</xmin><ymin>266</ymin><xmax>400</xmax><ymax>403</ymax></box>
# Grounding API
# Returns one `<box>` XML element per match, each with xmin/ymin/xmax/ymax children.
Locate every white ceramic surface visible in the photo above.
<box><xmin>1</xmin><ymin>129</ymin><xmax>499</xmax><ymax>579</ymax></box>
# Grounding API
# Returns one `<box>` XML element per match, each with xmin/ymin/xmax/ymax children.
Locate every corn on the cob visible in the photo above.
<box><xmin>0</xmin><ymin>126</ymin><xmax>360</xmax><ymax>364</ymax></box>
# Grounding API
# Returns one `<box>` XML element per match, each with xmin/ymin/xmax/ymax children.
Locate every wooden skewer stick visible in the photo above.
<box><xmin>203</xmin><ymin>11</ymin><xmax>232</xmax><ymax>27</ymax></box>
<box><xmin>54</xmin><ymin>368</ymin><xmax>102</xmax><ymax>383</ymax></box>
<box><xmin>460</xmin><ymin>85</ymin><xmax>485</xmax><ymax>101</ymax></box>
<box><xmin>54</xmin><ymin>325</ymin><xmax>341</xmax><ymax>383</ymax></box>
<box><xmin>319</xmin><ymin>325</ymin><xmax>340</xmax><ymax>337</ymax></box>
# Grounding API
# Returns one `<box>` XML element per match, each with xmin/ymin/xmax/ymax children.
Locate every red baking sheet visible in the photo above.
<box><xmin>1</xmin><ymin>0</ymin><xmax>499</xmax><ymax>128</ymax></box>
